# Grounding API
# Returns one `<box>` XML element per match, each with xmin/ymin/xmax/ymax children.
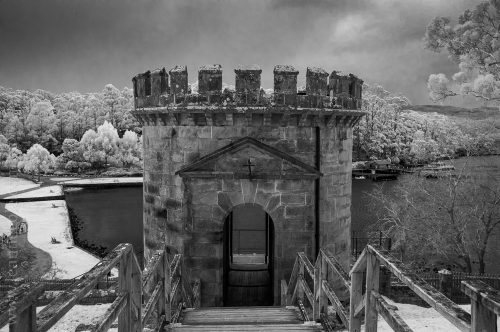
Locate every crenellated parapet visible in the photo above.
<box><xmin>235</xmin><ymin>65</ymin><xmax>262</xmax><ymax>105</ymax></box>
<box><xmin>132</xmin><ymin>64</ymin><xmax>364</xmax><ymax>127</ymax></box>
<box><xmin>329</xmin><ymin>71</ymin><xmax>363</xmax><ymax>109</ymax></box>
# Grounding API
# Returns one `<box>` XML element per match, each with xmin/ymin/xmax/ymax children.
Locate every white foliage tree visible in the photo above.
<box><xmin>0</xmin><ymin>134</ymin><xmax>9</xmax><ymax>169</ymax></box>
<box><xmin>58</xmin><ymin>138</ymin><xmax>90</xmax><ymax>173</ymax></box>
<box><xmin>22</xmin><ymin>144</ymin><xmax>56</xmax><ymax>180</ymax></box>
<box><xmin>409</xmin><ymin>130</ymin><xmax>440</xmax><ymax>163</ymax></box>
<box><xmin>5</xmin><ymin>147</ymin><xmax>22</xmax><ymax>170</ymax></box>
<box><xmin>26</xmin><ymin>101</ymin><xmax>57</xmax><ymax>148</ymax></box>
<box><xmin>80</xmin><ymin>121</ymin><xmax>120</xmax><ymax>169</ymax></box>
<box><xmin>102</xmin><ymin>84</ymin><xmax>121</xmax><ymax>128</ymax></box>
<box><xmin>425</xmin><ymin>1</ymin><xmax>500</xmax><ymax>106</ymax></box>
<box><xmin>119</xmin><ymin>130</ymin><xmax>141</xmax><ymax>168</ymax></box>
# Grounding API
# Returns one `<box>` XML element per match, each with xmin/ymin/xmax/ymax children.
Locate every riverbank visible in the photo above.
<box><xmin>61</xmin><ymin>177</ymin><xmax>143</xmax><ymax>188</ymax></box>
<box><xmin>0</xmin><ymin>175</ymin><xmax>142</xmax><ymax>279</ymax></box>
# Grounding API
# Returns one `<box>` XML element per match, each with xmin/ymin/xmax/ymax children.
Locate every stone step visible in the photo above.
<box><xmin>168</xmin><ymin>323</ymin><xmax>323</xmax><ymax>331</ymax></box>
<box><xmin>181</xmin><ymin>306</ymin><xmax>302</xmax><ymax>325</ymax></box>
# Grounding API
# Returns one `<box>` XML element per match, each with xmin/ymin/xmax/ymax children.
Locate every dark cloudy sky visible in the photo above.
<box><xmin>0</xmin><ymin>0</ymin><xmax>482</xmax><ymax>105</ymax></box>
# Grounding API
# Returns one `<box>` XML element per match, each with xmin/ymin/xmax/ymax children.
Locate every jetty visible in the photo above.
<box><xmin>352</xmin><ymin>160</ymin><xmax>402</xmax><ymax>181</ymax></box>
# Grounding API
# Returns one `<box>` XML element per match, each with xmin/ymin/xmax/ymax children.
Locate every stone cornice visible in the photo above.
<box><xmin>132</xmin><ymin>107</ymin><xmax>366</xmax><ymax>128</ymax></box>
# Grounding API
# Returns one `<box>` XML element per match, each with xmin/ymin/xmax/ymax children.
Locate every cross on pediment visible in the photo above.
<box><xmin>243</xmin><ymin>158</ymin><xmax>255</xmax><ymax>175</ymax></box>
<box><xmin>176</xmin><ymin>137</ymin><xmax>322</xmax><ymax>179</ymax></box>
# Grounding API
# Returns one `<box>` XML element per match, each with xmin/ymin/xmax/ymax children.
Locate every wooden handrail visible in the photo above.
<box><xmin>142</xmin><ymin>282</ymin><xmax>163</xmax><ymax>326</ymax></box>
<box><xmin>281</xmin><ymin>249</ymin><xmax>351</xmax><ymax>328</ymax></box>
<box><xmin>298</xmin><ymin>276</ymin><xmax>314</xmax><ymax>307</ymax></box>
<box><xmin>0</xmin><ymin>282</ymin><xmax>44</xmax><ymax>330</ymax></box>
<box><xmin>461</xmin><ymin>280</ymin><xmax>500</xmax><ymax>331</ymax></box>
<box><xmin>298</xmin><ymin>252</ymin><xmax>314</xmax><ymax>278</ymax></box>
<box><xmin>1</xmin><ymin>243</ymin><xmax>200</xmax><ymax>332</ymax></box>
<box><xmin>320</xmin><ymin>249</ymin><xmax>351</xmax><ymax>290</ymax></box>
<box><xmin>283</xmin><ymin>245</ymin><xmax>489</xmax><ymax>332</ymax></box>
<box><xmin>321</xmin><ymin>280</ymin><xmax>349</xmax><ymax>329</ymax></box>
<box><xmin>170</xmin><ymin>254</ymin><xmax>181</xmax><ymax>276</ymax></box>
<box><xmin>348</xmin><ymin>245</ymin><xmax>472</xmax><ymax>332</ymax></box>
<box><xmin>368</xmin><ymin>245</ymin><xmax>470</xmax><ymax>332</ymax></box>
<box><xmin>371</xmin><ymin>291</ymin><xmax>412</xmax><ymax>332</ymax></box>
<box><xmin>37</xmin><ymin>243</ymin><xmax>133</xmax><ymax>332</ymax></box>
<box><xmin>91</xmin><ymin>294</ymin><xmax>128</xmax><ymax>332</ymax></box>
<box><xmin>141</xmin><ymin>249</ymin><xmax>164</xmax><ymax>289</ymax></box>
<box><xmin>170</xmin><ymin>277</ymin><xmax>181</xmax><ymax>301</ymax></box>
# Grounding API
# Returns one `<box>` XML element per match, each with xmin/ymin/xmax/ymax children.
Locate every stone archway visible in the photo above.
<box><xmin>222</xmin><ymin>203</ymin><xmax>275</xmax><ymax>306</ymax></box>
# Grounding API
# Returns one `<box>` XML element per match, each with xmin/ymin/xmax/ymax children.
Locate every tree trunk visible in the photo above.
<box><xmin>478</xmin><ymin>248</ymin><xmax>486</xmax><ymax>274</ymax></box>
<box><xmin>464</xmin><ymin>255</ymin><xmax>472</xmax><ymax>273</ymax></box>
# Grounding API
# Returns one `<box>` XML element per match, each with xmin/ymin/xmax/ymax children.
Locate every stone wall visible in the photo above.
<box><xmin>185</xmin><ymin>177</ymin><xmax>314</xmax><ymax>306</ymax></box>
<box><xmin>133</xmin><ymin>65</ymin><xmax>363</xmax><ymax>110</ymax></box>
<box><xmin>319</xmin><ymin>125</ymin><xmax>353</xmax><ymax>273</ymax></box>
<box><xmin>136</xmin><ymin>63</ymin><xmax>363</xmax><ymax>307</ymax></box>
<box><xmin>142</xmin><ymin>124</ymin><xmax>353</xmax><ymax>305</ymax></box>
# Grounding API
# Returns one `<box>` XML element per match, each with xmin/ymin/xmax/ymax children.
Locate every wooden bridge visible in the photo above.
<box><xmin>1</xmin><ymin>243</ymin><xmax>499</xmax><ymax>331</ymax></box>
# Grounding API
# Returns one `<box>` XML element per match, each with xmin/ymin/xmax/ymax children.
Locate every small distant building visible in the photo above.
<box><xmin>366</xmin><ymin>160</ymin><xmax>392</xmax><ymax>170</ymax></box>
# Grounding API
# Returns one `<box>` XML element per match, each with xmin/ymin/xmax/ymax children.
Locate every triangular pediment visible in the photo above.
<box><xmin>176</xmin><ymin>137</ymin><xmax>321</xmax><ymax>179</ymax></box>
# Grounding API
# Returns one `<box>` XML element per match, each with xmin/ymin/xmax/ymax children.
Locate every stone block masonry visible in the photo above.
<box><xmin>133</xmin><ymin>64</ymin><xmax>363</xmax><ymax>110</ymax></box>
<box><xmin>133</xmin><ymin>64</ymin><xmax>365</xmax><ymax>307</ymax></box>
<box><xmin>235</xmin><ymin>65</ymin><xmax>262</xmax><ymax>105</ymax></box>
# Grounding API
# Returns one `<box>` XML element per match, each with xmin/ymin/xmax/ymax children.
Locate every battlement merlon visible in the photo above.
<box><xmin>235</xmin><ymin>65</ymin><xmax>262</xmax><ymax>105</ymax></box>
<box><xmin>132</xmin><ymin>64</ymin><xmax>363</xmax><ymax>111</ymax></box>
<box><xmin>306</xmin><ymin>67</ymin><xmax>329</xmax><ymax>97</ymax></box>
<box><xmin>273</xmin><ymin>65</ymin><xmax>298</xmax><ymax>106</ymax></box>
<box><xmin>169</xmin><ymin>66</ymin><xmax>188</xmax><ymax>96</ymax></box>
<box><xmin>198</xmin><ymin>65</ymin><xmax>223</xmax><ymax>97</ymax></box>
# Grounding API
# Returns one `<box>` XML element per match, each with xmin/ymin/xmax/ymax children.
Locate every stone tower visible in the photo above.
<box><xmin>132</xmin><ymin>65</ymin><xmax>364</xmax><ymax>306</ymax></box>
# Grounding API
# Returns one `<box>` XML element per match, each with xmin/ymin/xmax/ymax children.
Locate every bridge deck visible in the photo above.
<box><xmin>167</xmin><ymin>306</ymin><xmax>323</xmax><ymax>331</ymax></box>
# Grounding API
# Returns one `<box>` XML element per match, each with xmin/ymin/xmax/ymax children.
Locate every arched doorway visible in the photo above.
<box><xmin>223</xmin><ymin>204</ymin><xmax>274</xmax><ymax>306</ymax></box>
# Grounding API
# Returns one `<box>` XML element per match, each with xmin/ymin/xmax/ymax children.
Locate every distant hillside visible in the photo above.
<box><xmin>405</xmin><ymin>104</ymin><xmax>499</xmax><ymax>120</ymax></box>
<box><xmin>405</xmin><ymin>104</ymin><xmax>500</xmax><ymax>154</ymax></box>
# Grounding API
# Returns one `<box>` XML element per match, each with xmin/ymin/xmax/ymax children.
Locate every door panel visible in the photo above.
<box><xmin>223</xmin><ymin>205</ymin><xmax>274</xmax><ymax>306</ymax></box>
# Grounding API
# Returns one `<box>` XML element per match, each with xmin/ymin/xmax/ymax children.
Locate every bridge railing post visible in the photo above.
<box><xmin>364</xmin><ymin>251</ymin><xmax>380</xmax><ymax>332</ymax></box>
<box><xmin>118</xmin><ymin>250</ymin><xmax>142</xmax><ymax>332</ymax></box>
<box><xmin>6</xmin><ymin>283</ymin><xmax>43</xmax><ymax>332</ymax></box>
<box><xmin>319</xmin><ymin>255</ymin><xmax>328</xmax><ymax>316</ymax></box>
<box><xmin>298</xmin><ymin>260</ymin><xmax>304</xmax><ymax>303</ymax></box>
<box><xmin>313</xmin><ymin>252</ymin><xmax>328</xmax><ymax>321</ymax></box>
<box><xmin>461</xmin><ymin>280</ymin><xmax>499</xmax><ymax>332</ymax></box>
<box><xmin>281</xmin><ymin>280</ymin><xmax>288</xmax><ymax>306</ymax></box>
<box><xmin>156</xmin><ymin>250</ymin><xmax>167</xmax><ymax>327</ymax></box>
<box><xmin>164</xmin><ymin>251</ymin><xmax>172</xmax><ymax>323</ymax></box>
<box><xmin>313</xmin><ymin>255</ymin><xmax>320</xmax><ymax>321</ymax></box>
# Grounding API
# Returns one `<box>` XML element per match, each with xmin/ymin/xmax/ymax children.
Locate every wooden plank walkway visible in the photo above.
<box><xmin>168</xmin><ymin>306</ymin><xmax>324</xmax><ymax>331</ymax></box>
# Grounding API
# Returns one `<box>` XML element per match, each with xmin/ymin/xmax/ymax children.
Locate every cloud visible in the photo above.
<box><xmin>0</xmin><ymin>0</ymin><xmax>485</xmax><ymax>105</ymax></box>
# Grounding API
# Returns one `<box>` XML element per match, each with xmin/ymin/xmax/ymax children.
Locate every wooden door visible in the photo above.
<box><xmin>223</xmin><ymin>205</ymin><xmax>274</xmax><ymax>306</ymax></box>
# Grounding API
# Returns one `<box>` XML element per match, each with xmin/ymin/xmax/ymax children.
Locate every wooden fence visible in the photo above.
<box><xmin>0</xmin><ymin>243</ymin><xmax>200</xmax><ymax>332</ymax></box>
<box><xmin>415</xmin><ymin>271</ymin><xmax>500</xmax><ymax>304</ymax></box>
<box><xmin>282</xmin><ymin>245</ymin><xmax>500</xmax><ymax>332</ymax></box>
<box><xmin>351</xmin><ymin>232</ymin><xmax>392</xmax><ymax>260</ymax></box>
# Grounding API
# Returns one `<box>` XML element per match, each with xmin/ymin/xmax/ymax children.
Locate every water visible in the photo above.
<box><xmin>63</xmin><ymin>156</ymin><xmax>499</xmax><ymax>273</ymax></box>
<box><xmin>352</xmin><ymin>156</ymin><xmax>500</xmax><ymax>273</ymax></box>
<box><xmin>65</xmin><ymin>187</ymin><xmax>143</xmax><ymax>265</ymax></box>
<box><xmin>351</xmin><ymin>178</ymin><xmax>398</xmax><ymax>236</ymax></box>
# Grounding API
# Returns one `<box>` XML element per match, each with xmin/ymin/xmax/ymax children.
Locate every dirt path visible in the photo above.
<box><xmin>0</xmin><ymin>202</ymin><xmax>52</xmax><ymax>278</ymax></box>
